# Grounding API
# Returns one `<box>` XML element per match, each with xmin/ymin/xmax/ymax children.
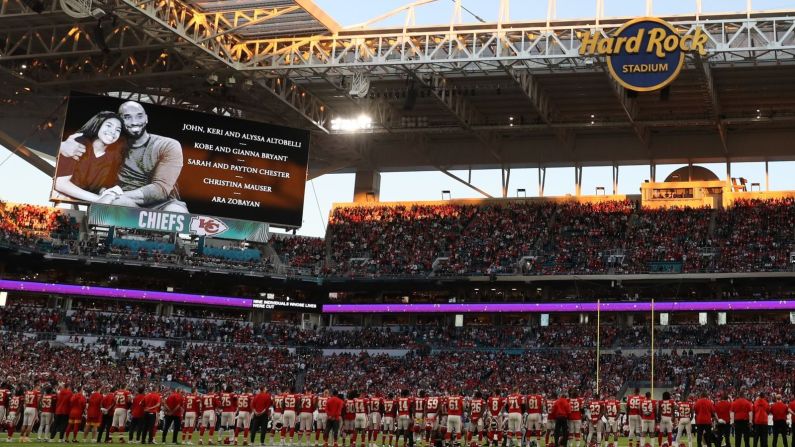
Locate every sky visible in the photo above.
<box><xmin>2</xmin><ymin>0</ymin><xmax>795</xmax><ymax>237</ymax></box>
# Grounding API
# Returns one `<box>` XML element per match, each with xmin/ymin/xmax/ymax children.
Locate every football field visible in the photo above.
<box><xmin>0</xmin><ymin>436</ymin><xmax>649</xmax><ymax>447</ymax></box>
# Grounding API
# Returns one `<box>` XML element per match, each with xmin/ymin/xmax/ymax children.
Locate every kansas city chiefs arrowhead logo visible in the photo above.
<box><xmin>190</xmin><ymin>216</ymin><xmax>229</xmax><ymax>237</ymax></box>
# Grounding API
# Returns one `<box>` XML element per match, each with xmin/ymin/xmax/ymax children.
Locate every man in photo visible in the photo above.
<box><xmin>59</xmin><ymin>100</ymin><xmax>188</xmax><ymax>212</ymax></box>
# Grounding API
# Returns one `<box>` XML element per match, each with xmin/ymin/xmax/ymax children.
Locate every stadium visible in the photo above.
<box><xmin>0</xmin><ymin>1</ymin><xmax>794</xmax><ymax>447</ymax></box>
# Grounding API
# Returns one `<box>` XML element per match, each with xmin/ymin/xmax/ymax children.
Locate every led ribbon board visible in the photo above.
<box><xmin>579</xmin><ymin>17</ymin><xmax>708</xmax><ymax>92</ymax></box>
<box><xmin>323</xmin><ymin>300</ymin><xmax>795</xmax><ymax>314</ymax></box>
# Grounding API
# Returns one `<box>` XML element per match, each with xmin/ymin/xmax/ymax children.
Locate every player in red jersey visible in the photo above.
<box><xmin>111</xmin><ymin>385</ymin><xmax>132</xmax><ymax>443</ymax></box>
<box><xmin>199</xmin><ymin>386</ymin><xmax>220</xmax><ymax>445</ymax></box>
<box><xmin>368</xmin><ymin>393</ymin><xmax>383</xmax><ymax>447</ymax></box>
<box><xmin>342</xmin><ymin>393</ymin><xmax>356</xmax><ymax>446</ymax></box>
<box><xmin>657</xmin><ymin>392</ymin><xmax>675</xmax><ymax>447</ymax></box>
<box><xmin>219</xmin><ymin>386</ymin><xmax>238</xmax><ymax>444</ymax></box>
<box><xmin>411</xmin><ymin>391</ymin><xmax>426</xmax><ymax>446</ymax></box>
<box><xmin>352</xmin><ymin>392</ymin><xmax>369</xmax><ymax>447</ymax></box>
<box><xmin>544</xmin><ymin>395</ymin><xmax>557</xmax><ymax>447</ymax></box>
<box><xmin>395</xmin><ymin>390</ymin><xmax>414</xmax><ymax>447</ymax></box>
<box><xmin>316</xmin><ymin>390</ymin><xmax>330</xmax><ymax>447</ymax></box>
<box><xmin>381</xmin><ymin>393</ymin><xmax>396</xmax><ymax>447</ymax></box>
<box><xmin>5</xmin><ymin>389</ymin><xmax>23</xmax><ymax>441</ymax></box>
<box><xmin>82</xmin><ymin>386</ymin><xmax>104</xmax><ymax>443</ymax></box>
<box><xmin>603</xmin><ymin>395</ymin><xmax>621</xmax><ymax>447</ymax></box>
<box><xmin>505</xmin><ymin>389</ymin><xmax>524</xmax><ymax>447</ymax></box>
<box><xmin>182</xmin><ymin>387</ymin><xmax>200</xmax><ymax>445</ymax></box>
<box><xmin>627</xmin><ymin>389</ymin><xmax>643</xmax><ymax>447</ymax></box>
<box><xmin>639</xmin><ymin>392</ymin><xmax>656</xmax><ymax>447</ymax></box>
<box><xmin>444</xmin><ymin>389</ymin><xmax>464</xmax><ymax>447</ymax></box>
<box><xmin>568</xmin><ymin>390</ymin><xmax>585</xmax><ymax>447</ymax></box>
<box><xmin>272</xmin><ymin>390</ymin><xmax>285</xmax><ymax>440</ymax></box>
<box><xmin>586</xmin><ymin>394</ymin><xmax>604</xmax><ymax>447</ymax></box>
<box><xmin>464</xmin><ymin>391</ymin><xmax>486</xmax><ymax>447</ymax></box>
<box><xmin>675</xmin><ymin>396</ymin><xmax>694</xmax><ymax>447</ymax></box>
<box><xmin>37</xmin><ymin>386</ymin><xmax>56</xmax><ymax>441</ymax></box>
<box><xmin>283</xmin><ymin>388</ymin><xmax>300</xmax><ymax>446</ymax></box>
<box><xmin>20</xmin><ymin>384</ymin><xmax>41</xmax><ymax>442</ymax></box>
<box><xmin>65</xmin><ymin>387</ymin><xmax>87</xmax><ymax>442</ymax></box>
<box><xmin>525</xmin><ymin>391</ymin><xmax>544</xmax><ymax>447</ymax></box>
<box><xmin>0</xmin><ymin>383</ymin><xmax>9</xmax><ymax>430</ymax></box>
<box><xmin>486</xmin><ymin>390</ymin><xmax>504</xmax><ymax>447</ymax></box>
<box><xmin>440</xmin><ymin>395</ymin><xmax>450</xmax><ymax>441</ymax></box>
<box><xmin>235</xmin><ymin>386</ymin><xmax>254</xmax><ymax>446</ymax></box>
<box><xmin>298</xmin><ymin>389</ymin><xmax>315</xmax><ymax>447</ymax></box>
<box><xmin>424</xmin><ymin>394</ymin><xmax>441</xmax><ymax>446</ymax></box>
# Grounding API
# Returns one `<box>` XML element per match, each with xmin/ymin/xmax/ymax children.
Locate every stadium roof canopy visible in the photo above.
<box><xmin>2</xmin><ymin>0</ymin><xmax>795</xmax><ymax>182</ymax></box>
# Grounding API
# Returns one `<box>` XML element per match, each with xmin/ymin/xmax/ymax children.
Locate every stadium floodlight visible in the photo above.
<box><xmin>330</xmin><ymin>115</ymin><xmax>372</xmax><ymax>132</ymax></box>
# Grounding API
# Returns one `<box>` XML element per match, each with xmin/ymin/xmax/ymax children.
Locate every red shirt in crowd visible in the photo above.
<box><xmin>326</xmin><ymin>396</ymin><xmax>344</xmax><ymax>420</ymax></box>
<box><xmin>551</xmin><ymin>397</ymin><xmax>571</xmax><ymax>419</ymax></box>
<box><xmin>131</xmin><ymin>393</ymin><xmax>146</xmax><ymax>418</ymax></box>
<box><xmin>144</xmin><ymin>392</ymin><xmax>161</xmax><ymax>414</ymax></box>
<box><xmin>715</xmin><ymin>399</ymin><xmax>731</xmax><ymax>422</ymax></box>
<box><xmin>770</xmin><ymin>401</ymin><xmax>788</xmax><ymax>421</ymax></box>
<box><xmin>87</xmin><ymin>392</ymin><xmax>103</xmax><ymax>422</ymax></box>
<box><xmin>55</xmin><ymin>388</ymin><xmax>73</xmax><ymax>416</ymax></box>
<box><xmin>753</xmin><ymin>398</ymin><xmax>769</xmax><ymax>425</ymax></box>
<box><xmin>694</xmin><ymin>398</ymin><xmax>715</xmax><ymax>425</ymax></box>
<box><xmin>731</xmin><ymin>398</ymin><xmax>752</xmax><ymax>421</ymax></box>
<box><xmin>165</xmin><ymin>392</ymin><xmax>183</xmax><ymax>417</ymax></box>
<box><xmin>252</xmin><ymin>392</ymin><xmax>272</xmax><ymax>415</ymax></box>
<box><xmin>101</xmin><ymin>392</ymin><xmax>114</xmax><ymax>415</ymax></box>
<box><xmin>68</xmin><ymin>393</ymin><xmax>86</xmax><ymax>420</ymax></box>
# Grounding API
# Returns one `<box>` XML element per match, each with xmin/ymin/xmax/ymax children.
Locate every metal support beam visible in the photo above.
<box><xmin>501</xmin><ymin>167</ymin><xmax>511</xmax><ymax>198</ymax></box>
<box><xmin>412</xmin><ymin>72</ymin><xmax>500</xmax><ymax>163</ymax></box>
<box><xmin>538</xmin><ymin>166</ymin><xmax>546</xmax><ymax>197</ymax></box>
<box><xmin>427</xmin><ymin>74</ymin><xmax>485</xmax><ymax>130</ymax></box>
<box><xmin>606</xmin><ymin>72</ymin><xmax>650</xmax><ymax>149</ymax></box>
<box><xmin>0</xmin><ymin>128</ymin><xmax>55</xmax><ymax>176</ymax></box>
<box><xmin>650</xmin><ymin>163</ymin><xmax>656</xmax><ymax>182</ymax></box>
<box><xmin>765</xmin><ymin>160</ymin><xmax>769</xmax><ymax>191</ymax></box>
<box><xmin>575</xmin><ymin>165</ymin><xmax>583</xmax><ymax>196</ymax></box>
<box><xmin>440</xmin><ymin>169</ymin><xmax>494</xmax><ymax>199</ymax></box>
<box><xmin>508</xmin><ymin>67</ymin><xmax>574</xmax><ymax>150</ymax></box>
<box><xmin>612</xmin><ymin>164</ymin><xmax>619</xmax><ymax>195</ymax></box>
<box><xmin>117</xmin><ymin>0</ymin><xmax>333</xmax><ymax>132</ymax></box>
<box><xmin>696</xmin><ymin>57</ymin><xmax>729</xmax><ymax>155</ymax></box>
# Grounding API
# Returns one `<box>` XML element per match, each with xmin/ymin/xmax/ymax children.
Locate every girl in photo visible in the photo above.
<box><xmin>54</xmin><ymin>111</ymin><xmax>124</xmax><ymax>202</ymax></box>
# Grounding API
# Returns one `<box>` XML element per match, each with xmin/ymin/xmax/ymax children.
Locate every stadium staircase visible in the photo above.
<box><xmin>263</xmin><ymin>243</ymin><xmax>285</xmax><ymax>269</ymax></box>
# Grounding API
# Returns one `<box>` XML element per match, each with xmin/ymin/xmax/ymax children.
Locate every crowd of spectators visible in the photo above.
<box><xmin>0</xmin><ymin>303</ymin><xmax>793</xmax><ymax>399</ymax></box>
<box><xmin>3</xmin><ymin>301</ymin><xmax>789</xmax><ymax>351</ymax></box>
<box><xmin>65</xmin><ymin>310</ymin><xmax>256</xmax><ymax>343</ymax></box>
<box><xmin>326</xmin><ymin>198</ymin><xmax>795</xmax><ymax>276</ymax></box>
<box><xmin>5</xmin><ymin>198</ymin><xmax>795</xmax><ymax>277</ymax></box>
<box><xmin>0</xmin><ymin>201</ymin><xmax>78</xmax><ymax>248</ymax></box>
<box><xmin>714</xmin><ymin>198</ymin><xmax>795</xmax><ymax>272</ymax></box>
<box><xmin>269</xmin><ymin>235</ymin><xmax>325</xmax><ymax>270</ymax></box>
<box><xmin>0</xmin><ymin>304</ymin><xmax>61</xmax><ymax>333</ymax></box>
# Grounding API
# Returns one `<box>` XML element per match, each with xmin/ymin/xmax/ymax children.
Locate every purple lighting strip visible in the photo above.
<box><xmin>322</xmin><ymin>300</ymin><xmax>795</xmax><ymax>314</ymax></box>
<box><xmin>0</xmin><ymin>279</ymin><xmax>252</xmax><ymax>308</ymax></box>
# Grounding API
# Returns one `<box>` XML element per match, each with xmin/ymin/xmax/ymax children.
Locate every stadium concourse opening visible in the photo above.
<box><xmin>3</xmin><ymin>1</ymin><xmax>795</xmax><ymax>447</ymax></box>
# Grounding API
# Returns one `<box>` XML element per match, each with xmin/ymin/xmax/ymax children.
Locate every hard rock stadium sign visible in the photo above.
<box><xmin>579</xmin><ymin>17</ymin><xmax>708</xmax><ymax>92</ymax></box>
